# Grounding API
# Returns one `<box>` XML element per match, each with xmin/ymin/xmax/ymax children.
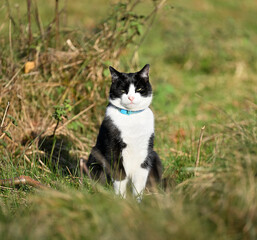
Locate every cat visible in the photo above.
<box><xmin>86</xmin><ymin>64</ymin><xmax>162</xmax><ymax>201</ymax></box>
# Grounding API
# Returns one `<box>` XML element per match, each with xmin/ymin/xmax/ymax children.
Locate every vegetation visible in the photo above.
<box><xmin>0</xmin><ymin>0</ymin><xmax>256</xmax><ymax>239</ymax></box>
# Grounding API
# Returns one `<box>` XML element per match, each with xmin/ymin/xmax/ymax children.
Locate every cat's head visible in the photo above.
<box><xmin>108</xmin><ymin>64</ymin><xmax>152</xmax><ymax>111</ymax></box>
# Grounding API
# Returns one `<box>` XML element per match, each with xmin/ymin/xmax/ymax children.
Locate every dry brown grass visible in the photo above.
<box><xmin>0</xmin><ymin>0</ymin><xmax>165</xmax><ymax>162</ymax></box>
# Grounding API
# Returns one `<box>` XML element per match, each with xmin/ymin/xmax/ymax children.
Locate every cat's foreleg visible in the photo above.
<box><xmin>113</xmin><ymin>178</ymin><xmax>128</xmax><ymax>198</ymax></box>
<box><xmin>131</xmin><ymin>168</ymin><xmax>149</xmax><ymax>202</ymax></box>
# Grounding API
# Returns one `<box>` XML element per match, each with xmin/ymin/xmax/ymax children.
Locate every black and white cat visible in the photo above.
<box><xmin>87</xmin><ymin>64</ymin><xmax>162</xmax><ymax>201</ymax></box>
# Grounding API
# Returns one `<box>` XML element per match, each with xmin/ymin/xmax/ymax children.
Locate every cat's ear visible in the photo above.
<box><xmin>109</xmin><ymin>66</ymin><xmax>120</xmax><ymax>83</ymax></box>
<box><xmin>138</xmin><ymin>64</ymin><xmax>150</xmax><ymax>81</ymax></box>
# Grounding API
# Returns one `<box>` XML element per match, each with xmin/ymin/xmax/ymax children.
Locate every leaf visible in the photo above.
<box><xmin>64</xmin><ymin>99</ymin><xmax>72</xmax><ymax>112</ymax></box>
<box><xmin>137</xmin><ymin>24</ymin><xmax>143</xmax><ymax>35</ymax></box>
<box><xmin>103</xmin><ymin>69</ymin><xmax>110</xmax><ymax>77</ymax></box>
<box><xmin>24</xmin><ymin>61</ymin><xmax>36</xmax><ymax>73</ymax></box>
<box><xmin>130</xmin><ymin>21</ymin><xmax>143</xmax><ymax>35</ymax></box>
<box><xmin>8</xmin><ymin>115</ymin><xmax>18</xmax><ymax>126</ymax></box>
<box><xmin>3</xmin><ymin>131</ymin><xmax>12</xmax><ymax>140</ymax></box>
<box><xmin>0</xmin><ymin>139</ymin><xmax>7</xmax><ymax>148</ymax></box>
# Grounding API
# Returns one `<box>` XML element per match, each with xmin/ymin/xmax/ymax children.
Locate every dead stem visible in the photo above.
<box><xmin>79</xmin><ymin>159</ymin><xmax>84</xmax><ymax>184</ymax></box>
<box><xmin>9</xmin><ymin>19</ymin><xmax>13</xmax><ymax>62</ymax></box>
<box><xmin>132</xmin><ymin>0</ymin><xmax>166</xmax><ymax>63</ymax></box>
<box><xmin>1</xmin><ymin>101</ymin><xmax>10</xmax><ymax>128</ymax></box>
<box><xmin>66</xmin><ymin>166</ymin><xmax>73</xmax><ymax>178</ymax></box>
<box><xmin>34</xmin><ymin>0</ymin><xmax>44</xmax><ymax>43</ymax></box>
<box><xmin>27</xmin><ymin>0</ymin><xmax>32</xmax><ymax>55</ymax></box>
<box><xmin>4</xmin><ymin>64</ymin><xmax>24</xmax><ymax>88</ymax></box>
<box><xmin>23</xmin><ymin>153</ymin><xmax>51</xmax><ymax>173</ymax></box>
<box><xmin>0</xmin><ymin>122</ymin><xmax>12</xmax><ymax>140</ymax></box>
<box><xmin>55</xmin><ymin>0</ymin><xmax>60</xmax><ymax>49</ymax></box>
<box><xmin>195</xmin><ymin>126</ymin><xmax>205</xmax><ymax>176</ymax></box>
<box><xmin>80</xmin><ymin>159</ymin><xmax>92</xmax><ymax>180</ymax></box>
<box><xmin>0</xmin><ymin>175</ymin><xmax>48</xmax><ymax>189</ymax></box>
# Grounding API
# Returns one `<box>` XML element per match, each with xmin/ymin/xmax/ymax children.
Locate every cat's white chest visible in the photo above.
<box><xmin>106</xmin><ymin>107</ymin><xmax>154</xmax><ymax>177</ymax></box>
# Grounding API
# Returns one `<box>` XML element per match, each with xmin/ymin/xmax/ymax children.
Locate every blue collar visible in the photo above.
<box><xmin>110</xmin><ymin>104</ymin><xmax>145</xmax><ymax>115</ymax></box>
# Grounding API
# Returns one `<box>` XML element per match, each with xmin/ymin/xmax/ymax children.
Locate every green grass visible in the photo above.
<box><xmin>1</xmin><ymin>0</ymin><xmax>257</xmax><ymax>239</ymax></box>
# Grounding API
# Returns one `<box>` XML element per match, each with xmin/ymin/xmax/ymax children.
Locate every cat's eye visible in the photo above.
<box><xmin>136</xmin><ymin>88</ymin><xmax>143</xmax><ymax>92</ymax></box>
<box><xmin>121</xmin><ymin>90</ymin><xmax>126</xmax><ymax>93</ymax></box>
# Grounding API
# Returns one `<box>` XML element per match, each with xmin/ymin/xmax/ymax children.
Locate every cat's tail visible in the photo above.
<box><xmin>86</xmin><ymin>147</ymin><xmax>112</xmax><ymax>184</ymax></box>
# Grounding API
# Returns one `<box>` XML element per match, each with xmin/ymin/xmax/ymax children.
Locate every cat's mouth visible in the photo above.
<box><xmin>122</xmin><ymin>101</ymin><xmax>136</xmax><ymax>107</ymax></box>
<box><xmin>124</xmin><ymin>103</ymin><xmax>138</xmax><ymax>110</ymax></box>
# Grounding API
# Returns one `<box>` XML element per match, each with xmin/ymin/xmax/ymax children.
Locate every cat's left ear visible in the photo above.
<box><xmin>109</xmin><ymin>66</ymin><xmax>121</xmax><ymax>83</ymax></box>
<box><xmin>138</xmin><ymin>64</ymin><xmax>150</xmax><ymax>81</ymax></box>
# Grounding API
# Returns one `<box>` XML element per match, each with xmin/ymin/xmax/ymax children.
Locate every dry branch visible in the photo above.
<box><xmin>4</xmin><ymin>64</ymin><xmax>24</xmax><ymax>88</ymax></box>
<box><xmin>55</xmin><ymin>0</ymin><xmax>60</xmax><ymax>49</ymax></box>
<box><xmin>27</xmin><ymin>0</ymin><xmax>32</xmax><ymax>53</ymax></box>
<box><xmin>195</xmin><ymin>126</ymin><xmax>205</xmax><ymax>176</ymax></box>
<box><xmin>0</xmin><ymin>101</ymin><xmax>10</xmax><ymax>128</ymax></box>
<box><xmin>0</xmin><ymin>175</ymin><xmax>48</xmax><ymax>189</ymax></box>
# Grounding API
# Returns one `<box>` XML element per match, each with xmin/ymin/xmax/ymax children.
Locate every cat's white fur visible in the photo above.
<box><xmin>107</xmin><ymin>84</ymin><xmax>154</xmax><ymax>200</ymax></box>
<box><xmin>109</xmin><ymin>84</ymin><xmax>153</xmax><ymax>111</ymax></box>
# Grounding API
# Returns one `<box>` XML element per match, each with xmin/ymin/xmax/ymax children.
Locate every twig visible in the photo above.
<box><xmin>58</xmin><ymin>60</ymin><xmax>83</xmax><ymax>71</ymax></box>
<box><xmin>0</xmin><ymin>175</ymin><xmax>48</xmax><ymax>189</ymax></box>
<box><xmin>9</xmin><ymin>19</ymin><xmax>13</xmax><ymax>62</ymax></box>
<box><xmin>0</xmin><ymin>122</ymin><xmax>12</xmax><ymax>139</ymax></box>
<box><xmin>23</xmin><ymin>152</ymin><xmax>51</xmax><ymax>173</ymax></box>
<box><xmin>53</xmin><ymin>119</ymin><xmax>60</xmax><ymax>136</ymax></box>
<box><xmin>27</xmin><ymin>0</ymin><xmax>33</xmax><ymax>54</ymax></box>
<box><xmin>1</xmin><ymin>101</ymin><xmax>10</xmax><ymax>128</ymax></box>
<box><xmin>34</xmin><ymin>0</ymin><xmax>44</xmax><ymax>43</ymax></box>
<box><xmin>24</xmin><ymin>154</ymin><xmax>32</xmax><ymax>164</ymax></box>
<box><xmin>4</xmin><ymin>64</ymin><xmax>24</xmax><ymax>88</ymax></box>
<box><xmin>66</xmin><ymin>39</ymin><xmax>78</xmax><ymax>52</ymax></box>
<box><xmin>83</xmin><ymin>163</ymin><xmax>92</xmax><ymax>180</ymax></box>
<box><xmin>55</xmin><ymin>0</ymin><xmax>60</xmax><ymax>49</ymax></box>
<box><xmin>145</xmin><ymin>0</ymin><xmax>167</xmax><ymax>22</ymax></box>
<box><xmin>26</xmin><ymin>150</ymin><xmax>46</xmax><ymax>155</ymax></box>
<box><xmin>80</xmin><ymin>158</ymin><xmax>95</xmax><ymax>187</ymax></box>
<box><xmin>129</xmin><ymin>0</ymin><xmax>140</xmax><ymax>11</ymax></box>
<box><xmin>38</xmin><ymin>159</ymin><xmax>51</xmax><ymax>173</ymax></box>
<box><xmin>5</xmin><ymin>0</ymin><xmax>16</xmax><ymax>26</ymax></box>
<box><xmin>79</xmin><ymin>159</ymin><xmax>84</xmax><ymax>184</ymax></box>
<box><xmin>131</xmin><ymin>0</ymin><xmax>166</xmax><ymax>62</ymax></box>
<box><xmin>195</xmin><ymin>126</ymin><xmax>205</xmax><ymax>176</ymax></box>
<box><xmin>66</xmin><ymin>166</ymin><xmax>73</xmax><ymax>178</ymax></box>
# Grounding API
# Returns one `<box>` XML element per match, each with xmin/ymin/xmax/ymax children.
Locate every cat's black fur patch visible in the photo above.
<box><xmin>86</xmin><ymin>116</ymin><xmax>127</xmax><ymax>182</ymax></box>
<box><xmin>109</xmin><ymin>68</ymin><xmax>152</xmax><ymax>100</ymax></box>
<box><xmin>141</xmin><ymin>134</ymin><xmax>163</xmax><ymax>183</ymax></box>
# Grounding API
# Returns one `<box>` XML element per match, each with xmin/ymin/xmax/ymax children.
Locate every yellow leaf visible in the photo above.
<box><xmin>25</xmin><ymin>61</ymin><xmax>35</xmax><ymax>73</ymax></box>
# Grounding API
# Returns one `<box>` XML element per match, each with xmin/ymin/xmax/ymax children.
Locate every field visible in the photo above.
<box><xmin>0</xmin><ymin>0</ymin><xmax>257</xmax><ymax>239</ymax></box>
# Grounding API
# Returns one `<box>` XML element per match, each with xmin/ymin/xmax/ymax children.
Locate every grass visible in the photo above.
<box><xmin>1</xmin><ymin>0</ymin><xmax>257</xmax><ymax>239</ymax></box>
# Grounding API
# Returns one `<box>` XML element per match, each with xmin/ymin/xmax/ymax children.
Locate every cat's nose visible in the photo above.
<box><xmin>128</xmin><ymin>96</ymin><xmax>135</xmax><ymax>102</ymax></box>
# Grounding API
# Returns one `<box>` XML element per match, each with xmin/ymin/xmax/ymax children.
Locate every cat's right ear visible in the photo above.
<box><xmin>109</xmin><ymin>66</ymin><xmax>120</xmax><ymax>83</ymax></box>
